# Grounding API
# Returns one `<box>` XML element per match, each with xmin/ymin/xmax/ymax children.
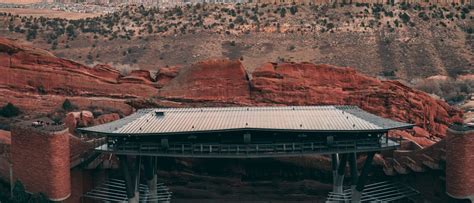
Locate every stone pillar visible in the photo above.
<box><xmin>446</xmin><ymin>125</ymin><xmax>474</xmax><ymax>202</ymax></box>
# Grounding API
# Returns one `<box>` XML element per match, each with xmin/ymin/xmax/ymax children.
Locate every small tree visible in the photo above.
<box><xmin>280</xmin><ymin>8</ymin><xmax>286</xmax><ymax>18</ymax></box>
<box><xmin>290</xmin><ymin>5</ymin><xmax>298</xmax><ymax>15</ymax></box>
<box><xmin>0</xmin><ymin>103</ymin><xmax>21</xmax><ymax>118</ymax></box>
<box><xmin>62</xmin><ymin>99</ymin><xmax>76</xmax><ymax>111</ymax></box>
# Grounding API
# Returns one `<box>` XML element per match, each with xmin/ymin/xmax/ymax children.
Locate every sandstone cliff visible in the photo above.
<box><xmin>0</xmin><ymin>37</ymin><xmax>463</xmax><ymax>146</ymax></box>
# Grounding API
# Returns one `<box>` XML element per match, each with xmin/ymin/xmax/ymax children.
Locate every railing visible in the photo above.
<box><xmin>96</xmin><ymin>138</ymin><xmax>399</xmax><ymax>157</ymax></box>
<box><xmin>70</xmin><ymin>137</ymin><xmax>108</xmax><ymax>167</ymax></box>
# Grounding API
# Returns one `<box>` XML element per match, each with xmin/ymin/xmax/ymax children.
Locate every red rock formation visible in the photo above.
<box><xmin>91</xmin><ymin>64</ymin><xmax>121</xmax><ymax>81</ymax></box>
<box><xmin>119</xmin><ymin>70</ymin><xmax>155</xmax><ymax>84</ymax></box>
<box><xmin>64</xmin><ymin>111</ymin><xmax>94</xmax><ymax>132</ymax></box>
<box><xmin>250</xmin><ymin>62</ymin><xmax>463</xmax><ymax>142</ymax></box>
<box><xmin>158</xmin><ymin>59</ymin><xmax>252</xmax><ymax>104</ymax></box>
<box><xmin>0</xmin><ymin>38</ymin><xmax>463</xmax><ymax>146</ymax></box>
<box><xmin>0</xmin><ymin>130</ymin><xmax>10</xmax><ymax>186</ymax></box>
<box><xmin>0</xmin><ymin>39</ymin><xmax>157</xmax><ymax>98</ymax></box>
<box><xmin>156</xmin><ymin>66</ymin><xmax>181</xmax><ymax>88</ymax></box>
<box><xmin>0</xmin><ymin>130</ymin><xmax>10</xmax><ymax>145</ymax></box>
<box><xmin>0</xmin><ymin>37</ymin><xmax>156</xmax><ymax>115</ymax></box>
<box><xmin>93</xmin><ymin>113</ymin><xmax>120</xmax><ymax>125</ymax></box>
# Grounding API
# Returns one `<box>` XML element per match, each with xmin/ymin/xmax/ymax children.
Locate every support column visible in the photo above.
<box><xmin>351</xmin><ymin>151</ymin><xmax>376</xmax><ymax>203</ymax></box>
<box><xmin>132</xmin><ymin>156</ymin><xmax>141</xmax><ymax>203</ymax></box>
<box><xmin>118</xmin><ymin>155</ymin><xmax>138</xmax><ymax>203</ymax></box>
<box><xmin>331</xmin><ymin>153</ymin><xmax>339</xmax><ymax>192</ymax></box>
<box><xmin>144</xmin><ymin>156</ymin><xmax>158</xmax><ymax>203</ymax></box>
<box><xmin>348</xmin><ymin>152</ymin><xmax>358</xmax><ymax>192</ymax></box>
<box><xmin>335</xmin><ymin>154</ymin><xmax>348</xmax><ymax>193</ymax></box>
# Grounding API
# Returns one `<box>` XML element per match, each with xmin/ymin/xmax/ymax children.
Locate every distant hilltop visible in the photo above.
<box><xmin>0</xmin><ymin>0</ymin><xmax>472</xmax><ymax>5</ymax></box>
<box><xmin>0</xmin><ymin>0</ymin><xmax>53</xmax><ymax>4</ymax></box>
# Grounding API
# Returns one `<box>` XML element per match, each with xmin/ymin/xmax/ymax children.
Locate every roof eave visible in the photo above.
<box><xmin>78</xmin><ymin>126</ymin><xmax>414</xmax><ymax>137</ymax></box>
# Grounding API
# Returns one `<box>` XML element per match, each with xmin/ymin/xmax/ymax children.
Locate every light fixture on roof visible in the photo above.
<box><xmin>155</xmin><ymin>111</ymin><xmax>165</xmax><ymax>116</ymax></box>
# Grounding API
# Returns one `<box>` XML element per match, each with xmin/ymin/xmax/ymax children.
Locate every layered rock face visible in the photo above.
<box><xmin>0</xmin><ymin>38</ymin><xmax>155</xmax><ymax>114</ymax></box>
<box><xmin>0</xmin><ymin>38</ymin><xmax>157</xmax><ymax>98</ymax></box>
<box><xmin>250</xmin><ymin>63</ymin><xmax>463</xmax><ymax>143</ymax></box>
<box><xmin>156</xmin><ymin>66</ymin><xmax>181</xmax><ymax>88</ymax></box>
<box><xmin>158</xmin><ymin>59</ymin><xmax>252</xmax><ymax>104</ymax></box>
<box><xmin>0</xmin><ymin>37</ymin><xmax>463</xmax><ymax>146</ymax></box>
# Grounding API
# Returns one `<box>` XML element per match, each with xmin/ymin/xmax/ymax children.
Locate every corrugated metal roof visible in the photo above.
<box><xmin>79</xmin><ymin>106</ymin><xmax>413</xmax><ymax>136</ymax></box>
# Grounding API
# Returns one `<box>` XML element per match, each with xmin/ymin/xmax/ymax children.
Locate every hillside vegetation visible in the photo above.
<box><xmin>0</xmin><ymin>2</ymin><xmax>472</xmax><ymax>101</ymax></box>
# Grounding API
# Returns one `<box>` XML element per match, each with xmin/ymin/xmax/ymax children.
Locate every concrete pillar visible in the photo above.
<box><xmin>335</xmin><ymin>154</ymin><xmax>348</xmax><ymax>194</ymax></box>
<box><xmin>351</xmin><ymin>152</ymin><xmax>376</xmax><ymax>203</ymax></box>
<box><xmin>118</xmin><ymin>155</ymin><xmax>139</xmax><ymax>203</ymax></box>
<box><xmin>348</xmin><ymin>153</ymin><xmax>358</xmax><ymax>193</ymax></box>
<box><xmin>144</xmin><ymin>156</ymin><xmax>158</xmax><ymax>203</ymax></box>
<box><xmin>128</xmin><ymin>192</ymin><xmax>139</xmax><ymax>203</ymax></box>
<box><xmin>331</xmin><ymin>154</ymin><xmax>339</xmax><ymax>192</ymax></box>
<box><xmin>147</xmin><ymin>174</ymin><xmax>158</xmax><ymax>203</ymax></box>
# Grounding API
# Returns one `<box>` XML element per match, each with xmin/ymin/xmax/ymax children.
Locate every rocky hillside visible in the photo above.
<box><xmin>0</xmin><ymin>3</ymin><xmax>472</xmax><ymax>82</ymax></box>
<box><xmin>0</xmin><ymin>37</ymin><xmax>463</xmax><ymax>146</ymax></box>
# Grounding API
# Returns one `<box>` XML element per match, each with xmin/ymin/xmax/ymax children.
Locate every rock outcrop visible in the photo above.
<box><xmin>93</xmin><ymin>113</ymin><xmax>121</xmax><ymax>125</ymax></box>
<box><xmin>250</xmin><ymin>62</ymin><xmax>463</xmax><ymax>142</ymax></box>
<box><xmin>119</xmin><ymin>70</ymin><xmax>155</xmax><ymax>85</ymax></box>
<box><xmin>156</xmin><ymin>65</ymin><xmax>181</xmax><ymax>88</ymax></box>
<box><xmin>0</xmin><ymin>38</ymin><xmax>156</xmax><ymax>115</ymax></box>
<box><xmin>0</xmin><ymin>37</ymin><xmax>463</xmax><ymax>147</ymax></box>
<box><xmin>91</xmin><ymin>64</ymin><xmax>121</xmax><ymax>81</ymax></box>
<box><xmin>0</xmin><ymin>39</ymin><xmax>157</xmax><ymax>98</ymax></box>
<box><xmin>158</xmin><ymin>59</ymin><xmax>252</xmax><ymax>104</ymax></box>
<box><xmin>64</xmin><ymin>111</ymin><xmax>94</xmax><ymax>132</ymax></box>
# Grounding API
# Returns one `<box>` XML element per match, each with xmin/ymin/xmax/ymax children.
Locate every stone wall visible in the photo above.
<box><xmin>446</xmin><ymin>127</ymin><xmax>474</xmax><ymax>201</ymax></box>
<box><xmin>11</xmin><ymin>124</ymin><xmax>71</xmax><ymax>201</ymax></box>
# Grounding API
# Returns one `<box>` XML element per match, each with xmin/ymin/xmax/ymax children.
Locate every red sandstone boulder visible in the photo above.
<box><xmin>156</xmin><ymin>66</ymin><xmax>181</xmax><ymax>88</ymax></box>
<box><xmin>158</xmin><ymin>59</ymin><xmax>251</xmax><ymax>104</ymax></box>
<box><xmin>93</xmin><ymin>113</ymin><xmax>121</xmax><ymax>125</ymax></box>
<box><xmin>64</xmin><ymin>111</ymin><xmax>94</xmax><ymax>131</ymax></box>
<box><xmin>390</xmin><ymin>130</ymin><xmax>436</xmax><ymax>147</ymax></box>
<box><xmin>413</xmin><ymin>126</ymin><xmax>430</xmax><ymax>138</ymax></box>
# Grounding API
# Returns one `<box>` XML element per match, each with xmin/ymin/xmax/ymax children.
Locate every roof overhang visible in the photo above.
<box><xmin>78</xmin><ymin>106</ymin><xmax>414</xmax><ymax>136</ymax></box>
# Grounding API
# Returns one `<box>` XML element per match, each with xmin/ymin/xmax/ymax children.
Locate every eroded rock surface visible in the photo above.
<box><xmin>158</xmin><ymin>59</ymin><xmax>252</xmax><ymax>104</ymax></box>
<box><xmin>0</xmin><ymin>38</ymin><xmax>463</xmax><ymax>147</ymax></box>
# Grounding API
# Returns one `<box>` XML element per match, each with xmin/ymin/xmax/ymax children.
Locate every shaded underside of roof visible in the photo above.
<box><xmin>79</xmin><ymin>106</ymin><xmax>413</xmax><ymax>136</ymax></box>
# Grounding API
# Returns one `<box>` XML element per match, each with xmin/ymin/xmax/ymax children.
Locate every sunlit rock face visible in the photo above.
<box><xmin>0</xmin><ymin>37</ymin><xmax>463</xmax><ymax>146</ymax></box>
<box><xmin>158</xmin><ymin>59</ymin><xmax>252</xmax><ymax>104</ymax></box>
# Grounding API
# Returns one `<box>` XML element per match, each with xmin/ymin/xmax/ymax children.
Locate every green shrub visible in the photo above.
<box><xmin>0</xmin><ymin>103</ymin><xmax>21</xmax><ymax>118</ymax></box>
<box><xmin>62</xmin><ymin>99</ymin><xmax>77</xmax><ymax>111</ymax></box>
<box><xmin>280</xmin><ymin>7</ymin><xmax>286</xmax><ymax>18</ymax></box>
<box><xmin>399</xmin><ymin>12</ymin><xmax>411</xmax><ymax>24</ymax></box>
